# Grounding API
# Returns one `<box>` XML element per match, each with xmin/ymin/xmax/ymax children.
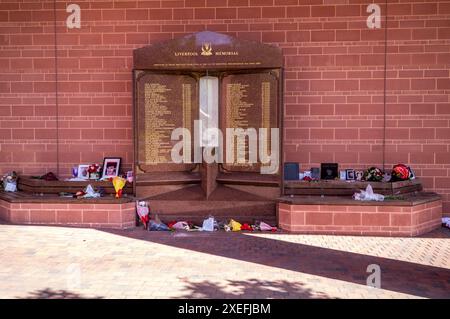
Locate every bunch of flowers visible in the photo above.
<box><xmin>112</xmin><ymin>176</ymin><xmax>126</xmax><ymax>198</ymax></box>
<box><xmin>363</xmin><ymin>167</ymin><xmax>384</xmax><ymax>182</ymax></box>
<box><xmin>87</xmin><ymin>164</ymin><xmax>101</xmax><ymax>179</ymax></box>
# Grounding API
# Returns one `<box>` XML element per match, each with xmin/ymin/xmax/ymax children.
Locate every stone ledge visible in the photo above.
<box><xmin>0</xmin><ymin>191</ymin><xmax>135</xmax><ymax>204</ymax></box>
<box><xmin>0</xmin><ymin>192</ymin><xmax>136</xmax><ymax>230</ymax></box>
<box><xmin>17</xmin><ymin>176</ymin><xmax>133</xmax><ymax>195</ymax></box>
<box><xmin>277</xmin><ymin>193</ymin><xmax>442</xmax><ymax>237</ymax></box>
<box><xmin>279</xmin><ymin>192</ymin><xmax>441</xmax><ymax>206</ymax></box>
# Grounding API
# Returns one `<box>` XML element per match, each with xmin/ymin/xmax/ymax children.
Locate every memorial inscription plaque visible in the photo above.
<box><xmin>136</xmin><ymin>73</ymin><xmax>197</xmax><ymax>172</ymax></box>
<box><xmin>221</xmin><ymin>72</ymin><xmax>278</xmax><ymax>173</ymax></box>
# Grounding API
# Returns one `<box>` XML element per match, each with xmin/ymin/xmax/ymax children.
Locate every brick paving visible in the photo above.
<box><xmin>0</xmin><ymin>222</ymin><xmax>449</xmax><ymax>299</ymax></box>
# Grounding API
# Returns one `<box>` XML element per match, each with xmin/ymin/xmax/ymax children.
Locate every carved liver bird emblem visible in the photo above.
<box><xmin>201</xmin><ymin>42</ymin><xmax>213</xmax><ymax>56</ymax></box>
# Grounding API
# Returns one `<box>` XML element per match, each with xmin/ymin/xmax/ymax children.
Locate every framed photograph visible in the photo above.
<box><xmin>355</xmin><ymin>170</ymin><xmax>364</xmax><ymax>181</ymax></box>
<box><xmin>311</xmin><ymin>167</ymin><xmax>320</xmax><ymax>180</ymax></box>
<box><xmin>320</xmin><ymin>163</ymin><xmax>338</xmax><ymax>180</ymax></box>
<box><xmin>101</xmin><ymin>157</ymin><xmax>121</xmax><ymax>179</ymax></box>
<box><xmin>346</xmin><ymin>169</ymin><xmax>356</xmax><ymax>180</ymax></box>
<box><xmin>77</xmin><ymin>164</ymin><xmax>89</xmax><ymax>180</ymax></box>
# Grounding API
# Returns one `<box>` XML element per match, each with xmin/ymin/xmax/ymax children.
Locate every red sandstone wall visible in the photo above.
<box><xmin>278</xmin><ymin>200</ymin><xmax>443</xmax><ymax>236</ymax></box>
<box><xmin>0</xmin><ymin>0</ymin><xmax>449</xmax><ymax>213</ymax></box>
<box><xmin>0</xmin><ymin>199</ymin><xmax>136</xmax><ymax>229</ymax></box>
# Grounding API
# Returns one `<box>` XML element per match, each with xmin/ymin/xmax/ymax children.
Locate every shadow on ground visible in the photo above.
<box><xmin>179</xmin><ymin>278</ymin><xmax>329</xmax><ymax>299</ymax></box>
<box><xmin>22</xmin><ymin>288</ymin><xmax>103</xmax><ymax>299</ymax></box>
<box><xmin>103</xmin><ymin>228</ymin><xmax>450</xmax><ymax>299</ymax></box>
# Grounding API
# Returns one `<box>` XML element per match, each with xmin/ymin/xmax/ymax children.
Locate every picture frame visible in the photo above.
<box><xmin>101</xmin><ymin>157</ymin><xmax>121</xmax><ymax>180</ymax></box>
<box><xmin>355</xmin><ymin>170</ymin><xmax>364</xmax><ymax>181</ymax></box>
<box><xmin>346</xmin><ymin>169</ymin><xmax>356</xmax><ymax>180</ymax></box>
<box><xmin>320</xmin><ymin>163</ymin><xmax>338</xmax><ymax>180</ymax></box>
<box><xmin>311</xmin><ymin>167</ymin><xmax>320</xmax><ymax>180</ymax></box>
<box><xmin>408</xmin><ymin>166</ymin><xmax>416</xmax><ymax>180</ymax></box>
<box><xmin>77</xmin><ymin>164</ymin><xmax>90</xmax><ymax>180</ymax></box>
<box><xmin>284</xmin><ymin>162</ymin><xmax>300</xmax><ymax>180</ymax></box>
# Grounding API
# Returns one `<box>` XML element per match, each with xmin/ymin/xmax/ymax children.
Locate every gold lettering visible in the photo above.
<box><xmin>226</xmin><ymin>83</ymin><xmax>253</xmax><ymax>165</ymax></box>
<box><xmin>215</xmin><ymin>51</ymin><xmax>239</xmax><ymax>56</ymax></box>
<box><xmin>174</xmin><ymin>52</ymin><xmax>198</xmax><ymax>56</ymax></box>
<box><xmin>144</xmin><ymin>83</ymin><xmax>173</xmax><ymax>164</ymax></box>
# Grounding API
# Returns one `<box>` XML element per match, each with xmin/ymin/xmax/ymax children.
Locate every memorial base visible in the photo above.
<box><xmin>0</xmin><ymin>192</ymin><xmax>135</xmax><ymax>229</ymax></box>
<box><xmin>278</xmin><ymin>193</ymin><xmax>442</xmax><ymax>237</ymax></box>
<box><xmin>139</xmin><ymin>184</ymin><xmax>277</xmax><ymax>225</ymax></box>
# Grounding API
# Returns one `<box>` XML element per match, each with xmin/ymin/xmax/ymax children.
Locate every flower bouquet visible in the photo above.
<box><xmin>112</xmin><ymin>176</ymin><xmax>126</xmax><ymax>198</ymax></box>
<box><xmin>87</xmin><ymin>163</ymin><xmax>101</xmax><ymax>180</ymax></box>
<box><xmin>363</xmin><ymin>167</ymin><xmax>384</xmax><ymax>182</ymax></box>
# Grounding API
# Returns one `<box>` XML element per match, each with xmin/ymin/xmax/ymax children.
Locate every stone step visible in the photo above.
<box><xmin>149</xmin><ymin>200</ymin><xmax>276</xmax><ymax>224</ymax></box>
<box><xmin>141</xmin><ymin>184</ymin><xmax>277</xmax><ymax>225</ymax></box>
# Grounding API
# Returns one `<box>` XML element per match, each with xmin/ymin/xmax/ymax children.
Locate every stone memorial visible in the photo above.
<box><xmin>133</xmin><ymin>31</ymin><xmax>283</xmax><ymax>223</ymax></box>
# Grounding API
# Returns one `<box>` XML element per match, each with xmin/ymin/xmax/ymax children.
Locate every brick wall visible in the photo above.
<box><xmin>0</xmin><ymin>199</ymin><xmax>136</xmax><ymax>229</ymax></box>
<box><xmin>0</xmin><ymin>0</ymin><xmax>449</xmax><ymax>213</ymax></box>
<box><xmin>278</xmin><ymin>200</ymin><xmax>443</xmax><ymax>236</ymax></box>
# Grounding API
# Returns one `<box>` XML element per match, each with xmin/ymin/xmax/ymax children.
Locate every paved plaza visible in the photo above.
<box><xmin>0</xmin><ymin>222</ymin><xmax>449</xmax><ymax>299</ymax></box>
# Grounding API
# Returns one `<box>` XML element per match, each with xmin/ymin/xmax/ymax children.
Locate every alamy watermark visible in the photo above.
<box><xmin>170</xmin><ymin>120</ymin><xmax>280</xmax><ymax>174</ymax></box>
<box><xmin>366</xmin><ymin>264</ymin><xmax>381</xmax><ymax>289</ymax></box>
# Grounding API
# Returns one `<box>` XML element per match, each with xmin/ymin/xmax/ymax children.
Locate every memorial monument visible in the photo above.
<box><xmin>133</xmin><ymin>31</ymin><xmax>283</xmax><ymax>223</ymax></box>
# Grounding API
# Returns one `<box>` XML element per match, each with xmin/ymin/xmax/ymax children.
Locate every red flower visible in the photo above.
<box><xmin>88</xmin><ymin>164</ymin><xmax>100</xmax><ymax>174</ymax></box>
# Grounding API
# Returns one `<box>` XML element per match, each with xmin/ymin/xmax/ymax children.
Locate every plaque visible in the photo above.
<box><xmin>221</xmin><ymin>72</ymin><xmax>278</xmax><ymax>172</ymax></box>
<box><xmin>133</xmin><ymin>31</ymin><xmax>283</xmax><ymax>71</ymax></box>
<box><xmin>136</xmin><ymin>72</ymin><xmax>198</xmax><ymax>172</ymax></box>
